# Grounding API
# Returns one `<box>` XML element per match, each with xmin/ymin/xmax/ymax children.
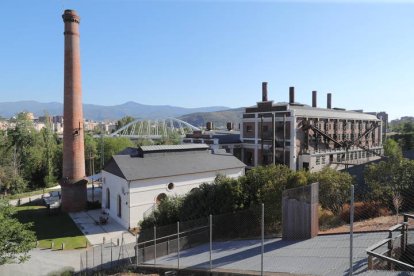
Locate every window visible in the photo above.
<box><xmin>117</xmin><ymin>195</ymin><xmax>122</xmax><ymax>218</ymax></box>
<box><xmin>106</xmin><ymin>188</ymin><xmax>110</xmax><ymax>209</ymax></box>
<box><xmin>316</xmin><ymin>157</ymin><xmax>321</xmax><ymax>165</ymax></box>
<box><xmin>246</xmin><ymin>125</ymin><xmax>253</xmax><ymax>133</ymax></box>
<box><xmin>321</xmin><ymin>156</ymin><xmax>326</xmax><ymax>164</ymax></box>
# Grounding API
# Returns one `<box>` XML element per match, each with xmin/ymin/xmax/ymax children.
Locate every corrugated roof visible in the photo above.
<box><xmin>140</xmin><ymin>144</ymin><xmax>209</xmax><ymax>152</ymax></box>
<box><xmin>290</xmin><ymin>105</ymin><xmax>380</xmax><ymax>121</ymax></box>
<box><xmin>104</xmin><ymin>151</ymin><xmax>245</xmax><ymax>181</ymax></box>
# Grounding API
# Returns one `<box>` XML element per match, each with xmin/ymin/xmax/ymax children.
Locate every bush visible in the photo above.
<box><xmin>318</xmin><ymin>207</ymin><xmax>343</xmax><ymax>230</ymax></box>
<box><xmin>340</xmin><ymin>201</ymin><xmax>390</xmax><ymax>223</ymax></box>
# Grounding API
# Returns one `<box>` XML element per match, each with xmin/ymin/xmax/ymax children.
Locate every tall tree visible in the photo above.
<box><xmin>0</xmin><ymin>200</ymin><xmax>36</xmax><ymax>264</ymax></box>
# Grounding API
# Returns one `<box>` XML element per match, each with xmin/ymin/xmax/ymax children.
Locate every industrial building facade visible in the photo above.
<box><xmin>241</xmin><ymin>83</ymin><xmax>383</xmax><ymax>171</ymax></box>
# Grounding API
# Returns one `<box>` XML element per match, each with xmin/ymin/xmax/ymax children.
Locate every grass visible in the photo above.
<box><xmin>16</xmin><ymin>201</ymin><xmax>89</xmax><ymax>250</ymax></box>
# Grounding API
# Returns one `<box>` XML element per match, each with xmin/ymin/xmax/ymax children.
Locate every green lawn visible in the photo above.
<box><xmin>16</xmin><ymin>202</ymin><xmax>89</xmax><ymax>250</ymax></box>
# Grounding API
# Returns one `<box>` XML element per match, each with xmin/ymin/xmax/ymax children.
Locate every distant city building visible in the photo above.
<box><xmin>241</xmin><ymin>83</ymin><xmax>383</xmax><ymax>172</ymax></box>
<box><xmin>102</xmin><ymin>144</ymin><xmax>245</xmax><ymax>229</ymax></box>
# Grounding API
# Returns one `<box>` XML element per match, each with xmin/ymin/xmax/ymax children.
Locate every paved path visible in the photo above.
<box><xmin>70</xmin><ymin>209</ymin><xmax>135</xmax><ymax>246</ymax></box>
<box><xmin>145</xmin><ymin>232</ymin><xmax>413</xmax><ymax>276</ymax></box>
<box><xmin>0</xmin><ymin>248</ymin><xmax>81</xmax><ymax>276</ymax></box>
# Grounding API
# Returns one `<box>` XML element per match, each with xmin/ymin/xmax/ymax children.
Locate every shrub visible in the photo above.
<box><xmin>318</xmin><ymin>207</ymin><xmax>343</xmax><ymax>230</ymax></box>
<box><xmin>340</xmin><ymin>201</ymin><xmax>390</xmax><ymax>223</ymax></box>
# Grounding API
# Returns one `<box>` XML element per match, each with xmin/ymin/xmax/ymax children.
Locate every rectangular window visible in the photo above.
<box><xmin>316</xmin><ymin>157</ymin><xmax>321</xmax><ymax>165</ymax></box>
<box><xmin>246</xmin><ymin>125</ymin><xmax>253</xmax><ymax>132</ymax></box>
<box><xmin>321</xmin><ymin>156</ymin><xmax>326</xmax><ymax>164</ymax></box>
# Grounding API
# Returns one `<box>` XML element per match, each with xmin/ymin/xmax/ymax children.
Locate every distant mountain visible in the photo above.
<box><xmin>178</xmin><ymin>108</ymin><xmax>244</xmax><ymax>129</ymax></box>
<box><xmin>0</xmin><ymin>101</ymin><xmax>229</xmax><ymax>121</ymax></box>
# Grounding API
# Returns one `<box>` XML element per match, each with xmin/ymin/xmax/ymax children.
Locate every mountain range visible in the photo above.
<box><xmin>0</xmin><ymin>101</ymin><xmax>231</xmax><ymax>121</ymax></box>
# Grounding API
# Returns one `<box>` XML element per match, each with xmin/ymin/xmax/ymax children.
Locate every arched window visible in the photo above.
<box><xmin>156</xmin><ymin>193</ymin><xmax>167</xmax><ymax>205</ymax></box>
<box><xmin>117</xmin><ymin>195</ymin><xmax>122</xmax><ymax>218</ymax></box>
<box><xmin>106</xmin><ymin>188</ymin><xmax>110</xmax><ymax>209</ymax></box>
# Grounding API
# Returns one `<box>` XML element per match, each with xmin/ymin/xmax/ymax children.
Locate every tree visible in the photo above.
<box><xmin>309</xmin><ymin>168</ymin><xmax>353</xmax><ymax>215</ymax></box>
<box><xmin>365</xmin><ymin>158</ymin><xmax>414</xmax><ymax>210</ymax></box>
<box><xmin>383</xmin><ymin>139</ymin><xmax>402</xmax><ymax>160</ymax></box>
<box><xmin>0</xmin><ymin>200</ymin><xmax>36</xmax><ymax>264</ymax></box>
<box><xmin>115</xmin><ymin>116</ymin><xmax>136</xmax><ymax>131</ymax></box>
<box><xmin>101</xmin><ymin>137</ymin><xmax>134</xmax><ymax>167</ymax></box>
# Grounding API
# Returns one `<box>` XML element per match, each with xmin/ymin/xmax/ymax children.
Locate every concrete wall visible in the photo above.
<box><xmin>101</xmin><ymin>171</ymin><xmax>130</xmax><ymax>229</ymax></box>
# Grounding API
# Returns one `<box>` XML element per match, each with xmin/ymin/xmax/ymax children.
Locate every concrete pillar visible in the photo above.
<box><xmin>60</xmin><ymin>10</ymin><xmax>88</xmax><ymax>212</ymax></box>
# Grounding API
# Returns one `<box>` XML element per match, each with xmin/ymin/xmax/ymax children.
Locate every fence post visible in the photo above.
<box><xmin>209</xmin><ymin>214</ymin><xmax>213</xmax><ymax>272</ymax></box>
<box><xmin>177</xmin><ymin>221</ymin><xmax>180</xmax><ymax>270</ymax></box>
<box><xmin>101</xmin><ymin>243</ymin><xmax>103</xmax><ymax>271</ymax></box>
<box><xmin>261</xmin><ymin>203</ymin><xmax>264</xmax><ymax>276</ymax></box>
<box><xmin>154</xmin><ymin>225</ymin><xmax>157</xmax><ymax>266</ymax></box>
<box><xmin>136</xmin><ymin>234</ymin><xmax>139</xmax><ymax>267</ymax></box>
<box><xmin>349</xmin><ymin>185</ymin><xmax>354</xmax><ymax>276</ymax></box>
<box><xmin>93</xmin><ymin>245</ymin><xmax>95</xmax><ymax>269</ymax></box>
<box><xmin>110</xmin><ymin>238</ymin><xmax>113</xmax><ymax>269</ymax></box>
<box><xmin>86</xmin><ymin>250</ymin><xmax>88</xmax><ymax>275</ymax></box>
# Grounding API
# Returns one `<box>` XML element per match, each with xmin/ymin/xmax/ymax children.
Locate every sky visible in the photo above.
<box><xmin>1</xmin><ymin>0</ymin><xmax>414</xmax><ymax>120</ymax></box>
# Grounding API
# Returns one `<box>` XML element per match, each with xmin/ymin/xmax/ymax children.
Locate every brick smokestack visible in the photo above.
<box><xmin>289</xmin><ymin>87</ymin><xmax>295</xmax><ymax>104</ymax></box>
<box><xmin>327</xmin><ymin>93</ymin><xmax>332</xmax><ymax>109</ymax></box>
<box><xmin>60</xmin><ymin>10</ymin><xmax>87</xmax><ymax>212</ymax></box>
<box><xmin>262</xmin><ymin>82</ymin><xmax>268</xmax><ymax>102</ymax></box>
<box><xmin>312</xmin><ymin>91</ymin><xmax>317</xmax><ymax>108</ymax></box>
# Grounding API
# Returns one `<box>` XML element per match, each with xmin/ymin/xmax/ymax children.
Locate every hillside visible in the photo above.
<box><xmin>178</xmin><ymin>108</ymin><xmax>244</xmax><ymax>129</ymax></box>
<box><xmin>0</xmin><ymin>101</ymin><xmax>229</xmax><ymax>121</ymax></box>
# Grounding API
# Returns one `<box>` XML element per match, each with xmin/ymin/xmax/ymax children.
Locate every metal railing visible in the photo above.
<box><xmin>366</xmin><ymin>213</ymin><xmax>414</xmax><ymax>271</ymax></box>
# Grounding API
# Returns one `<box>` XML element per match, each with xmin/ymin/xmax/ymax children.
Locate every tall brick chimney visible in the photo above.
<box><xmin>60</xmin><ymin>10</ymin><xmax>87</xmax><ymax>212</ymax></box>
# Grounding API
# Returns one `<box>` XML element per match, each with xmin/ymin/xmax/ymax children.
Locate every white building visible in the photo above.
<box><xmin>101</xmin><ymin>144</ymin><xmax>246</xmax><ymax>229</ymax></box>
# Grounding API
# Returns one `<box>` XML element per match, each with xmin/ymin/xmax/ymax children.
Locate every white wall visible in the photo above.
<box><xmin>101</xmin><ymin>171</ymin><xmax>130</xmax><ymax>229</ymax></box>
<box><xmin>128</xmin><ymin>167</ymin><xmax>244</xmax><ymax>229</ymax></box>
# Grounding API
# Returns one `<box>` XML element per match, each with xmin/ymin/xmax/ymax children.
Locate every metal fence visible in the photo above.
<box><xmin>78</xmin><ymin>184</ymin><xmax>414</xmax><ymax>276</ymax></box>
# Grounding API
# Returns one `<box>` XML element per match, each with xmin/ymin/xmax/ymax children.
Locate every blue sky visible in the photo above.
<box><xmin>1</xmin><ymin>0</ymin><xmax>413</xmax><ymax>120</ymax></box>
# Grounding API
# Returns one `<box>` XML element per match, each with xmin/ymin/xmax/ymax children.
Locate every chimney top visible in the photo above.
<box><xmin>262</xmin><ymin>82</ymin><xmax>268</xmax><ymax>102</ymax></box>
<box><xmin>327</xmin><ymin>93</ymin><xmax>332</xmax><ymax>109</ymax></box>
<box><xmin>289</xmin><ymin>87</ymin><xmax>295</xmax><ymax>104</ymax></box>
<box><xmin>62</xmin><ymin>9</ymin><xmax>80</xmax><ymax>23</ymax></box>
<box><xmin>312</xmin><ymin>91</ymin><xmax>317</xmax><ymax>108</ymax></box>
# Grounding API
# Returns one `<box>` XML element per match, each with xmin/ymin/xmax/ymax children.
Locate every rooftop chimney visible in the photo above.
<box><xmin>327</xmin><ymin>93</ymin><xmax>332</xmax><ymax>109</ymax></box>
<box><xmin>226</xmin><ymin>122</ymin><xmax>233</xmax><ymax>131</ymax></box>
<box><xmin>289</xmin><ymin>87</ymin><xmax>295</xmax><ymax>104</ymax></box>
<box><xmin>262</xmin><ymin>82</ymin><xmax>268</xmax><ymax>102</ymax></box>
<box><xmin>312</xmin><ymin>91</ymin><xmax>317</xmax><ymax>108</ymax></box>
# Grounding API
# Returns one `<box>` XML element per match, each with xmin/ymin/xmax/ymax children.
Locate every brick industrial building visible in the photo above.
<box><xmin>241</xmin><ymin>83</ymin><xmax>383</xmax><ymax>171</ymax></box>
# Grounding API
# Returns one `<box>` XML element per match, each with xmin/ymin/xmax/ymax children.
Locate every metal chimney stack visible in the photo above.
<box><xmin>327</xmin><ymin>93</ymin><xmax>332</xmax><ymax>109</ymax></box>
<box><xmin>289</xmin><ymin>87</ymin><xmax>295</xmax><ymax>104</ymax></box>
<box><xmin>262</xmin><ymin>82</ymin><xmax>268</xmax><ymax>102</ymax></box>
<box><xmin>60</xmin><ymin>10</ymin><xmax>88</xmax><ymax>212</ymax></box>
<box><xmin>312</xmin><ymin>91</ymin><xmax>317</xmax><ymax>108</ymax></box>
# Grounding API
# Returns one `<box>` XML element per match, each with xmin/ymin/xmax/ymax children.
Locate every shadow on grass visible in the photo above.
<box><xmin>15</xmin><ymin>201</ymin><xmax>86</xmax><ymax>248</ymax></box>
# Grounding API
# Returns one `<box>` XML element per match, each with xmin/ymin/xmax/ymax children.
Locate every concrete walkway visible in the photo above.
<box><xmin>70</xmin><ymin>209</ymin><xmax>136</xmax><ymax>246</ymax></box>
<box><xmin>145</xmin><ymin>232</ymin><xmax>413</xmax><ymax>276</ymax></box>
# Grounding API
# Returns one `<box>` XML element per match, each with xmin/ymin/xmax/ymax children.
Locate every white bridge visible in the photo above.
<box><xmin>109</xmin><ymin>118</ymin><xmax>200</xmax><ymax>139</ymax></box>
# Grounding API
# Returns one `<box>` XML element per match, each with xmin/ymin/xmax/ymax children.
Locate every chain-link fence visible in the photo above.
<box><xmin>78</xmin><ymin>182</ymin><xmax>414</xmax><ymax>275</ymax></box>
